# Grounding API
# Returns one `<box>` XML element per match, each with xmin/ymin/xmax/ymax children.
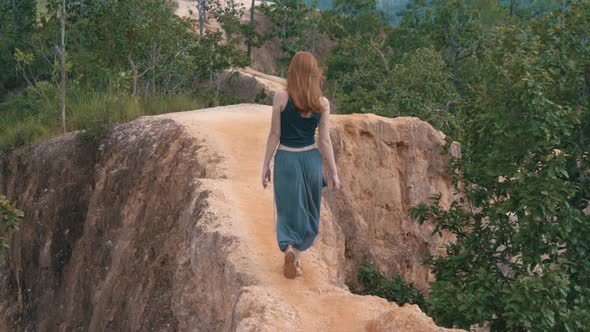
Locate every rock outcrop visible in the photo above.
<box><xmin>0</xmin><ymin>104</ymin><xmax>463</xmax><ymax>331</ymax></box>
<box><xmin>326</xmin><ymin>114</ymin><xmax>459</xmax><ymax>293</ymax></box>
<box><xmin>194</xmin><ymin>66</ymin><xmax>287</xmax><ymax>105</ymax></box>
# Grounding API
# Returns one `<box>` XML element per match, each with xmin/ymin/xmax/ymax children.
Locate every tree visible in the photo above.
<box><xmin>322</xmin><ymin>0</ymin><xmax>459</xmax><ymax>134</ymax></box>
<box><xmin>391</xmin><ymin>48</ymin><xmax>459</xmax><ymax>133</ymax></box>
<box><xmin>205</xmin><ymin>0</ymin><xmax>251</xmax><ymax>104</ymax></box>
<box><xmin>258</xmin><ymin>0</ymin><xmax>315</xmax><ymax>77</ymax></box>
<box><xmin>0</xmin><ymin>0</ymin><xmax>36</xmax><ymax>95</ymax></box>
<box><xmin>0</xmin><ymin>0</ymin><xmax>36</xmax><ymax>35</ymax></box>
<box><xmin>409</xmin><ymin>2</ymin><xmax>590</xmax><ymax>330</ymax></box>
<box><xmin>0</xmin><ymin>195</ymin><xmax>24</xmax><ymax>260</ymax></box>
<box><xmin>197</xmin><ymin>0</ymin><xmax>211</xmax><ymax>36</ymax></box>
<box><xmin>13</xmin><ymin>0</ymin><xmax>70</xmax><ymax>131</ymax></box>
<box><xmin>192</xmin><ymin>29</ymin><xmax>250</xmax><ymax>105</ymax></box>
<box><xmin>58</xmin><ymin>0</ymin><xmax>66</xmax><ymax>133</ymax></box>
<box><xmin>242</xmin><ymin>1</ymin><xmax>266</xmax><ymax>61</ymax></box>
<box><xmin>320</xmin><ymin>0</ymin><xmax>387</xmax><ymax>39</ymax></box>
<box><xmin>423</xmin><ymin>0</ymin><xmax>484</xmax><ymax>93</ymax></box>
<box><xmin>395</xmin><ymin>0</ymin><xmax>521</xmax><ymax>96</ymax></box>
<box><xmin>248</xmin><ymin>0</ymin><xmax>255</xmax><ymax>58</ymax></box>
<box><xmin>84</xmin><ymin>0</ymin><xmax>197</xmax><ymax>95</ymax></box>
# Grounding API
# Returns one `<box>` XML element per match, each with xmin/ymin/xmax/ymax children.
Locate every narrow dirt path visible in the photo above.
<box><xmin>165</xmin><ymin>105</ymin><xmax>395</xmax><ymax>331</ymax></box>
<box><xmin>239</xmin><ymin>66</ymin><xmax>287</xmax><ymax>92</ymax></box>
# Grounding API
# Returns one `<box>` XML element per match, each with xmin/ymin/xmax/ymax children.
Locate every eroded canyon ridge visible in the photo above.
<box><xmin>0</xmin><ymin>104</ymin><xmax>463</xmax><ymax>331</ymax></box>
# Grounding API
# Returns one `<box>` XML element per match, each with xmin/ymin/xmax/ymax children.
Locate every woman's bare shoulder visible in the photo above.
<box><xmin>274</xmin><ymin>89</ymin><xmax>289</xmax><ymax>103</ymax></box>
<box><xmin>275</xmin><ymin>89</ymin><xmax>288</xmax><ymax>99</ymax></box>
<box><xmin>273</xmin><ymin>89</ymin><xmax>289</xmax><ymax>111</ymax></box>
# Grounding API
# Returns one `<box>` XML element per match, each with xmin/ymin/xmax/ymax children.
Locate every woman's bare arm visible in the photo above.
<box><xmin>261</xmin><ymin>91</ymin><xmax>284</xmax><ymax>188</ymax></box>
<box><xmin>318</xmin><ymin>97</ymin><xmax>339</xmax><ymax>187</ymax></box>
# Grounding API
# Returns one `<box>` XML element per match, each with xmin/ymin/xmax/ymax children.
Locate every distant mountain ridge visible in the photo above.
<box><xmin>301</xmin><ymin>0</ymin><xmax>558</xmax><ymax>25</ymax></box>
<box><xmin>304</xmin><ymin>0</ymin><xmax>410</xmax><ymax>25</ymax></box>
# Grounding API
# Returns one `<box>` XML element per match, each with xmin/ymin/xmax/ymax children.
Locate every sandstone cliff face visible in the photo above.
<box><xmin>326</xmin><ymin>114</ymin><xmax>458</xmax><ymax>293</ymax></box>
<box><xmin>0</xmin><ymin>104</ymin><xmax>463</xmax><ymax>331</ymax></box>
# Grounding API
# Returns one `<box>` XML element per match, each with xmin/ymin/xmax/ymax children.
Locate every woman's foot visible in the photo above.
<box><xmin>295</xmin><ymin>259</ymin><xmax>303</xmax><ymax>277</ymax></box>
<box><xmin>283</xmin><ymin>245</ymin><xmax>297</xmax><ymax>279</ymax></box>
<box><xmin>292</xmin><ymin>247</ymin><xmax>303</xmax><ymax>277</ymax></box>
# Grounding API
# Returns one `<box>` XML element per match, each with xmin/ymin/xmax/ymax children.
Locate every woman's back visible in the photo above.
<box><xmin>279</xmin><ymin>94</ymin><xmax>321</xmax><ymax>148</ymax></box>
<box><xmin>261</xmin><ymin>50</ymin><xmax>340</xmax><ymax>279</ymax></box>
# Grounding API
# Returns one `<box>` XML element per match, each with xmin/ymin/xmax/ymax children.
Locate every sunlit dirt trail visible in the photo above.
<box><xmin>164</xmin><ymin>105</ymin><xmax>395</xmax><ymax>331</ymax></box>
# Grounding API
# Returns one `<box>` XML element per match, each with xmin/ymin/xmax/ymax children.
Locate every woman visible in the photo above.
<box><xmin>260</xmin><ymin>51</ymin><xmax>341</xmax><ymax>279</ymax></box>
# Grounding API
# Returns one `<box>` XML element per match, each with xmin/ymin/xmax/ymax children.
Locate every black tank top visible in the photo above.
<box><xmin>279</xmin><ymin>94</ymin><xmax>321</xmax><ymax>148</ymax></box>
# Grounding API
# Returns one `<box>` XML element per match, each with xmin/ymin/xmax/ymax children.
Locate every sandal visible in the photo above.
<box><xmin>283</xmin><ymin>245</ymin><xmax>297</xmax><ymax>279</ymax></box>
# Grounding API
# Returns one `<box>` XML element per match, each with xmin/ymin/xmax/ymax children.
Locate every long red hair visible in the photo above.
<box><xmin>286</xmin><ymin>51</ymin><xmax>324</xmax><ymax>115</ymax></box>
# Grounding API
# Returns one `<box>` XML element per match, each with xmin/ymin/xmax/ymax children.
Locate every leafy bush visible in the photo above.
<box><xmin>255</xmin><ymin>89</ymin><xmax>268</xmax><ymax>104</ymax></box>
<box><xmin>408</xmin><ymin>3</ymin><xmax>590</xmax><ymax>330</ymax></box>
<box><xmin>349</xmin><ymin>258</ymin><xmax>428</xmax><ymax>311</ymax></box>
<box><xmin>0</xmin><ymin>195</ymin><xmax>24</xmax><ymax>261</ymax></box>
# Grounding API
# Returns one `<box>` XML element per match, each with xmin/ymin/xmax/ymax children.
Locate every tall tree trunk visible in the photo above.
<box><xmin>510</xmin><ymin>0</ymin><xmax>515</xmax><ymax>17</ymax></box>
<box><xmin>128</xmin><ymin>55</ymin><xmax>138</xmax><ymax>96</ymax></box>
<box><xmin>448</xmin><ymin>30</ymin><xmax>461</xmax><ymax>89</ymax></box>
<box><xmin>1</xmin><ymin>0</ymin><xmax>6</xmax><ymax>33</ymax></box>
<box><xmin>11</xmin><ymin>0</ymin><xmax>17</xmax><ymax>33</ymax></box>
<box><xmin>584</xmin><ymin>71</ymin><xmax>589</xmax><ymax>107</ymax></box>
<box><xmin>248</xmin><ymin>0</ymin><xmax>255</xmax><ymax>58</ymax></box>
<box><xmin>310</xmin><ymin>13</ymin><xmax>317</xmax><ymax>54</ymax></box>
<box><xmin>59</xmin><ymin>0</ymin><xmax>67</xmax><ymax>134</ymax></box>
<box><xmin>453</xmin><ymin>48</ymin><xmax>459</xmax><ymax>86</ymax></box>
<box><xmin>214</xmin><ymin>78</ymin><xmax>221</xmax><ymax>107</ymax></box>
<box><xmin>150</xmin><ymin>73</ymin><xmax>156</xmax><ymax>96</ymax></box>
<box><xmin>149</xmin><ymin>42</ymin><xmax>157</xmax><ymax>96</ymax></box>
<box><xmin>280</xmin><ymin>17</ymin><xmax>286</xmax><ymax>78</ymax></box>
<box><xmin>198</xmin><ymin>0</ymin><xmax>204</xmax><ymax>36</ymax></box>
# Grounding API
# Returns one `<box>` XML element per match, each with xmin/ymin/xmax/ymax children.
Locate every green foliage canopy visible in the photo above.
<box><xmin>410</xmin><ymin>2</ymin><xmax>590</xmax><ymax>330</ymax></box>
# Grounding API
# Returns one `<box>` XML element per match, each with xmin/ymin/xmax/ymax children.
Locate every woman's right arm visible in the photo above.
<box><xmin>318</xmin><ymin>97</ymin><xmax>341</xmax><ymax>190</ymax></box>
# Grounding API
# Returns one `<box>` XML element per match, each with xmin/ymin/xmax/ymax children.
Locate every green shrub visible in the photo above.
<box><xmin>407</xmin><ymin>4</ymin><xmax>590</xmax><ymax>330</ymax></box>
<box><xmin>350</xmin><ymin>257</ymin><xmax>428</xmax><ymax>311</ymax></box>
<box><xmin>0</xmin><ymin>84</ymin><xmax>247</xmax><ymax>151</ymax></box>
<box><xmin>255</xmin><ymin>89</ymin><xmax>268</xmax><ymax>104</ymax></box>
<box><xmin>0</xmin><ymin>195</ymin><xmax>24</xmax><ymax>262</ymax></box>
<box><xmin>217</xmin><ymin>92</ymin><xmax>248</xmax><ymax>106</ymax></box>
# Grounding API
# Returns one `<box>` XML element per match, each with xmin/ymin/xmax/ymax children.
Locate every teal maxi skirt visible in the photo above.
<box><xmin>273</xmin><ymin>147</ymin><xmax>328</xmax><ymax>253</ymax></box>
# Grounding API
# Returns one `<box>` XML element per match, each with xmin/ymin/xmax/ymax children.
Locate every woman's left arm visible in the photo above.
<box><xmin>261</xmin><ymin>91</ymin><xmax>282</xmax><ymax>188</ymax></box>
